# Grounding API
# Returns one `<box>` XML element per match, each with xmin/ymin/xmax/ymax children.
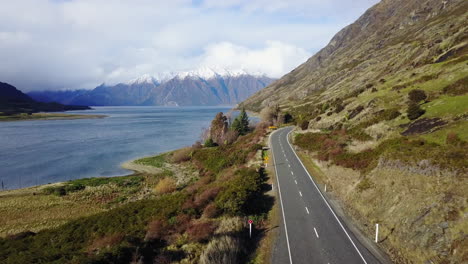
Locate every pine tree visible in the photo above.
<box><xmin>239</xmin><ymin>108</ymin><xmax>249</xmax><ymax>135</ymax></box>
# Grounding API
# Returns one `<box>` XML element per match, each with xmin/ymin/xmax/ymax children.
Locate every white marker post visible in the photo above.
<box><xmin>375</xmin><ymin>224</ymin><xmax>379</xmax><ymax>243</ymax></box>
<box><xmin>324</xmin><ymin>184</ymin><xmax>327</xmax><ymax>192</ymax></box>
<box><xmin>248</xmin><ymin>219</ymin><xmax>253</xmax><ymax>238</ymax></box>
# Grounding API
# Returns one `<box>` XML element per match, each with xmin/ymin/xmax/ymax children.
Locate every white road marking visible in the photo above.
<box><xmin>286</xmin><ymin>130</ymin><xmax>368</xmax><ymax>264</ymax></box>
<box><xmin>314</xmin><ymin>228</ymin><xmax>319</xmax><ymax>238</ymax></box>
<box><xmin>286</xmin><ymin>159</ymin><xmax>288</xmax><ymax>162</ymax></box>
<box><xmin>288</xmin><ymin>164</ymin><xmax>291</xmax><ymax>167</ymax></box>
<box><xmin>294</xmin><ymin>180</ymin><xmax>297</xmax><ymax>184</ymax></box>
<box><xmin>305</xmin><ymin>207</ymin><xmax>309</xmax><ymax>214</ymax></box>
<box><xmin>291</xmin><ymin>171</ymin><xmax>294</xmax><ymax>175</ymax></box>
<box><xmin>299</xmin><ymin>191</ymin><xmax>302</xmax><ymax>197</ymax></box>
<box><xmin>270</xmin><ymin>129</ymin><xmax>294</xmax><ymax>264</ymax></box>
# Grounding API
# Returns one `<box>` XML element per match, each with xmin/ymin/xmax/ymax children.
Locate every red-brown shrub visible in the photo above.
<box><xmin>187</xmin><ymin>221</ymin><xmax>217</xmax><ymax>242</ymax></box>
<box><xmin>174</xmin><ymin>214</ymin><xmax>192</xmax><ymax>233</ymax></box>
<box><xmin>202</xmin><ymin>202</ymin><xmax>220</xmax><ymax>218</ymax></box>
<box><xmin>145</xmin><ymin>220</ymin><xmax>167</xmax><ymax>241</ymax></box>
<box><xmin>87</xmin><ymin>233</ymin><xmax>124</xmax><ymax>254</ymax></box>
<box><xmin>195</xmin><ymin>187</ymin><xmax>221</xmax><ymax>208</ymax></box>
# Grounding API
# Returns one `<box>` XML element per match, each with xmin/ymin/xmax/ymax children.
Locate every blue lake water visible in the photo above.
<box><xmin>0</xmin><ymin>106</ymin><xmax>233</xmax><ymax>190</ymax></box>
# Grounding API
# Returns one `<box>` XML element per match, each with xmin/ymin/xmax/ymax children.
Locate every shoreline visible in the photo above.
<box><xmin>0</xmin><ymin>113</ymin><xmax>107</xmax><ymax>122</ymax></box>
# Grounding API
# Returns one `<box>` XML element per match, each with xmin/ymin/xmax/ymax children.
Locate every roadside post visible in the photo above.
<box><xmin>375</xmin><ymin>223</ymin><xmax>379</xmax><ymax>243</ymax></box>
<box><xmin>248</xmin><ymin>219</ymin><xmax>253</xmax><ymax>238</ymax></box>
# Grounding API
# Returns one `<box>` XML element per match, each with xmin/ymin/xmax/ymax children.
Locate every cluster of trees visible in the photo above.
<box><xmin>205</xmin><ymin>108</ymin><xmax>251</xmax><ymax>146</ymax></box>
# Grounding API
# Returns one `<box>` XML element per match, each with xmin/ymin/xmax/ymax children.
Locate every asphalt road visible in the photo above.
<box><xmin>270</xmin><ymin>127</ymin><xmax>381</xmax><ymax>264</ymax></box>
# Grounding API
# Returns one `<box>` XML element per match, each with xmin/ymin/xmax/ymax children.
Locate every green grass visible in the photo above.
<box><xmin>135</xmin><ymin>153</ymin><xmax>167</xmax><ymax>168</ymax></box>
<box><xmin>421</xmin><ymin>121</ymin><xmax>468</xmax><ymax>145</ymax></box>
<box><xmin>423</xmin><ymin>95</ymin><xmax>468</xmax><ymax>118</ymax></box>
<box><xmin>43</xmin><ymin>175</ymin><xmax>143</xmax><ymax>196</ymax></box>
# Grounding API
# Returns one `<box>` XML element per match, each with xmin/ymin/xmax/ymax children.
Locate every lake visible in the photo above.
<box><xmin>0</xmin><ymin>106</ymin><xmax>234</xmax><ymax>190</ymax></box>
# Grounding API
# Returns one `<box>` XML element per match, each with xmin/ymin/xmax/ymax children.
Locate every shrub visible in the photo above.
<box><xmin>215</xmin><ymin>168</ymin><xmax>262</xmax><ymax>215</ymax></box>
<box><xmin>199</xmin><ymin>235</ymin><xmax>241</xmax><ymax>264</ymax></box>
<box><xmin>87</xmin><ymin>233</ymin><xmax>124</xmax><ymax>255</ymax></box>
<box><xmin>407</xmin><ymin>102</ymin><xmax>425</xmax><ymax>120</ymax></box>
<box><xmin>334</xmin><ymin>104</ymin><xmax>344</xmax><ymax>113</ymax></box>
<box><xmin>187</xmin><ymin>221</ymin><xmax>217</xmax><ymax>242</ymax></box>
<box><xmin>283</xmin><ymin>112</ymin><xmax>294</xmax><ymax>123</ymax></box>
<box><xmin>348</xmin><ymin>105</ymin><xmax>364</xmax><ymax>119</ymax></box>
<box><xmin>356</xmin><ymin>178</ymin><xmax>372</xmax><ymax>192</ymax></box>
<box><xmin>145</xmin><ymin>220</ymin><xmax>167</xmax><ymax>241</ymax></box>
<box><xmin>408</xmin><ymin>89</ymin><xmax>427</xmax><ymax>103</ymax></box>
<box><xmin>195</xmin><ymin>186</ymin><xmax>221</xmax><ymax>208</ymax></box>
<box><xmin>300</xmin><ymin>120</ymin><xmax>309</xmax><ymax>130</ymax></box>
<box><xmin>171</xmin><ymin>147</ymin><xmax>192</xmax><ymax>163</ymax></box>
<box><xmin>202</xmin><ymin>203</ymin><xmax>220</xmax><ymax>218</ymax></box>
<box><xmin>204</xmin><ymin>138</ymin><xmax>217</xmax><ymax>147</ymax></box>
<box><xmin>154</xmin><ymin>178</ymin><xmax>177</xmax><ymax>194</ymax></box>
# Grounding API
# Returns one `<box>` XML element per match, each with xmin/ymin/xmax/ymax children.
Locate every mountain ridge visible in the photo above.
<box><xmin>29</xmin><ymin>70</ymin><xmax>275</xmax><ymax>106</ymax></box>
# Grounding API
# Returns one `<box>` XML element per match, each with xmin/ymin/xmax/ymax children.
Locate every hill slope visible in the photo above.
<box><xmin>0</xmin><ymin>82</ymin><xmax>90</xmax><ymax>115</ymax></box>
<box><xmin>241</xmin><ymin>0</ymin><xmax>467</xmax><ymax>263</ymax></box>
<box><xmin>241</xmin><ymin>0</ymin><xmax>467</xmax><ymax>111</ymax></box>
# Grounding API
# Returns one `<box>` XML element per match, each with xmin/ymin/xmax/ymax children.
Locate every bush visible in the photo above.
<box><xmin>199</xmin><ymin>235</ymin><xmax>241</xmax><ymax>264</ymax></box>
<box><xmin>356</xmin><ymin>178</ymin><xmax>372</xmax><ymax>192</ymax></box>
<box><xmin>215</xmin><ymin>168</ymin><xmax>262</xmax><ymax>215</ymax></box>
<box><xmin>202</xmin><ymin>203</ymin><xmax>220</xmax><ymax>218</ymax></box>
<box><xmin>408</xmin><ymin>89</ymin><xmax>427</xmax><ymax>103</ymax></box>
<box><xmin>171</xmin><ymin>147</ymin><xmax>192</xmax><ymax>163</ymax></box>
<box><xmin>334</xmin><ymin>104</ymin><xmax>345</xmax><ymax>113</ymax></box>
<box><xmin>300</xmin><ymin>120</ymin><xmax>309</xmax><ymax>130</ymax></box>
<box><xmin>154</xmin><ymin>178</ymin><xmax>177</xmax><ymax>194</ymax></box>
<box><xmin>187</xmin><ymin>221</ymin><xmax>217</xmax><ymax>242</ymax></box>
<box><xmin>204</xmin><ymin>138</ymin><xmax>217</xmax><ymax>147</ymax></box>
<box><xmin>407</xmin><ymin>102</ymin><xmax>425</xmax><ymax>120</ymax></box>
<box><xmin>195</xmin><ymin>186</ymin><xmax>221</xmax><ymax>208</ymax></box>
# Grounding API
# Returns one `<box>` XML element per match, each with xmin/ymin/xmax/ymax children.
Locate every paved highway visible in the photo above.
<box><xmin>270</xmin><ymin>127</ymin><xmax>381</xmax><ymax>264</ymax></box>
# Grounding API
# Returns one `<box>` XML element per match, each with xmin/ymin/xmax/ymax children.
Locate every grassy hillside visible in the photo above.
<box><xmin>240</xmin><ymin>0</ymin><xmax>467</xmax><ymax>263</ymax></box>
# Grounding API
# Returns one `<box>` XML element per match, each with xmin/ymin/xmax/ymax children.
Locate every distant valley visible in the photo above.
<box><xmin>29</xmin><ymin>68</ymin><xmax>275</xmax><ymax>106</ymax></box>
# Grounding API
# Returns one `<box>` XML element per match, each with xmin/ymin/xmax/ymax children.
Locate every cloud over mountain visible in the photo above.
<box><xmin>0</xmin><ymin>0</ymin><xmax>378</xmax><ymax>91</ymax></box>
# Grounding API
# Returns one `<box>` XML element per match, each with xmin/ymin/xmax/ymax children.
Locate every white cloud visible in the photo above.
<box><xmin>199</xmin><ymin>41</ymin><xmax>311</xmax><ymax>78</ymax></box>
<box><xmin>0</xmin><ymin>0</ymin><xmax>379</xmax><ymax>91</ymax></box>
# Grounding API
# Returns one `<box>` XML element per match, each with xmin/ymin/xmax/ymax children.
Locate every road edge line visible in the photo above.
<box><xmin>270</xmin><ymin>128</ymin><xmax>294</xmax><ymax>264</ymax></box>
<box><xmin>286</xmin><ymin>129</ymin><xmax>368</xmax><ymax>264</ymax></box>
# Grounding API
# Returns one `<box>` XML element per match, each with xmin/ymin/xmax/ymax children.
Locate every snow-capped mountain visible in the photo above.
<box><xmin>28</xmin><ymin>68</ymin><xmax>275</xmax><ymax>106</ymax></box>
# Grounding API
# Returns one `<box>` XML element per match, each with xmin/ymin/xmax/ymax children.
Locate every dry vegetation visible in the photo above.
<box><xmin>0</xmin><ymin>116</ymin><xmax>275</xmax><ymax>264</ymax></box>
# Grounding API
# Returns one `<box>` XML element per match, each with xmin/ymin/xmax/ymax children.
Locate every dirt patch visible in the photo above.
<box><xmin>401</xmin><ymin>118</ymin><xmax>447</xmax><ymax>136</ymax></box>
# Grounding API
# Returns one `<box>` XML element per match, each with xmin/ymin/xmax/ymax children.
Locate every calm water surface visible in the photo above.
<box><xmin>0</xmin><ymin>106</ymin><xmax>232</xmax><ymax>189</ymax></box>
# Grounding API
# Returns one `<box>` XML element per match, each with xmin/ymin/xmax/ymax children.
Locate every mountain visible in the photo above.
<box><xmin>28</xmin><ymin>68</ymin><xmax>275</xmax><ymax>106</ymax></box>
<box><xmin>241</xmin><ymin>0</ymin><xmax>467</xmax><ymax>111</ymax></box>
<box><xmin>0</xmin><ymin>82</ymin><xmax>91</xmax><ymax>115</ymax></box>
<box><xmin>241</xmin><ymin>0</ymin><xmax>467</xmax><ymax>263</ymax></box>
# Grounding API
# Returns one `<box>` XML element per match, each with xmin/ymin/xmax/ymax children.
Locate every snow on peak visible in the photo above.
<box><xmin>127</xmin><ymin>74</ymin><xmax>158</xmax><ymax>85</ymax></box>
<box><xmin>126</xmin><ymin>67</ymin><xmax>266</xmax><ymax>85</ymax></box>
<box><xmin>175</xmin><ymin>67</ymin><xmax>256</xmax><ymax>80</ymax></box>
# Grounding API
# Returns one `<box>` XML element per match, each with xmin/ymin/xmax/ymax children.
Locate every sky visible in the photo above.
<box><xmin>0</xmin><ymin>0</ymin><xmax>379</xmax><ymax>91</ymax></box>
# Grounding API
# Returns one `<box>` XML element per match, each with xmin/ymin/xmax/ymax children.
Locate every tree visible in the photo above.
<box><xmin>407</xmin><ymin>102</ymin><xmax>425</xmax><ymax>120</ymax></box>
<box><xmin>231</xmin><ymin>108</ymin><xmax>249</xmax><ymax>135</ymax></box>
<box><xmin>210</xmin><ymin>112</ymin><xmax>228</xmax><ymax>145</ymax></box>
<box><xmin>260</xmin><ymin>105</ymin><xmax>280</xmax><ymax>125</ymax></box>
<box><xmin>408</xmin><ymin>89</ymin><xmax>427</xmax><ymax>103</ymax></box>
